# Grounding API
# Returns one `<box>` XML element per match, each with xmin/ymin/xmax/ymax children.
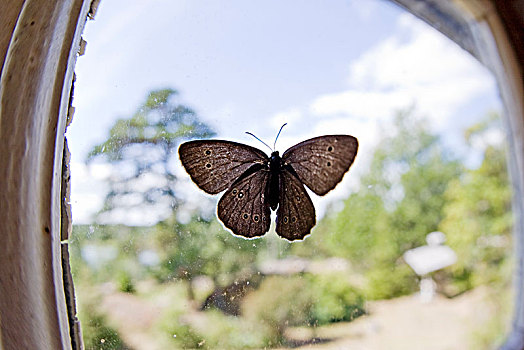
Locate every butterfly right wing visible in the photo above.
<box><xmin>178</xmin><ymin>140</ymin><xmax>268</xmax><ymax>194</ymax></box>
<box><xmin>276</xmin><ymin>169</ymin><xmax>316</xmax><ymax>241</ymax></box>
<box><xmin>217</xmin><ymin>169</ymin><xmax>271</xmax><ymax>238</ymax></box>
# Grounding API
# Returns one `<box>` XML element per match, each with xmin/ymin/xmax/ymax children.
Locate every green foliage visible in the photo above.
<box><xmin>391</xmin><ymin>150</ymin><xmax>462</xmax><ymax>251</ymax></box>
<box><xmin>79</xmin><ymin>300</ymin><xmax>127</xmax><ymax>350</ymax></box>
<box><xmin>365</xmin><ymin>263</ymin><xmax>418</xmax><ymax>300</ymax></box>
<box><xmin>241</xmin><ymin>274</ymin><xmax>366</xmax><ymax>345</ymax></box>
<box><xmin>157</xmin><ymin>307</ymin><xmax>203</xmax><ymax>349</ymax></box>
<box><xmin>307</xmin><ymin>274</ymin><xmax>365</xmax><ymax>325</ymax></box>
<box><xmin>242</xmin><ymin>276</ymin><xmax>313</xmax><ymax>345</ymax></box>
<box><xmin>439</xmin><ymin>119</ymin><xmax>512</xmax><ymax>294</ymax></box>
<box><xmin>88</xmin><ymin>88</ymin><xmax>214</xmax><ymax>161</ymax></box>
<box><xmin>87</xmin><ymin>88</ymin><xmax>215</xmax><ymax>219</ymax></box>
<box><xmin>156</xmin><ymin>274</ymin><xmax>365</xmax><ymax>348</ymax></box>
<box><xmin>193</xmin><ymin>311</ymin><xmax>271</xmax><ymax>349</ymax></box>
<box><xmin>294</xmin><ymin>110</ymin><xmax>509</xmax><ymax>304</ymax></box>
<box><xmin>319</xmin><ymin>110</ymin><xmax>462</xmax><ymax>298</ymax></box>
<box><xmin>158</xmin><ymin>306</ymin><xmax>269</xmax><ymax>349</ymax></box>
<box><xmin>362</xmin><ymin>108</ymin><xmax>441</xmax><ymax>199</ymax></box>
<box><xmin>70</xmin><ymin>106</ymin><xmax>513</xmax><ymax>349</ymax></box>
<box><xmin>324</xmin><ymin>192</ymin><xmax>391</xmax><ymax>266</ymax></box>
<box><xmin>117</xmin><ymin>271</ymin><xmax>136</xmax><ymax>293</ymax></box>
<box><xmin>151</xmin><ymin>217</ymin><xmax>265</xmax><ymax>287</ymax></box>
<box><xmin>365</xmin><ymin>110</ymin><xmax>462</xmax><ymax>253</ymax></box>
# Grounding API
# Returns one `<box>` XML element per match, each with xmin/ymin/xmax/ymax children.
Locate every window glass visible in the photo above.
<box><xmin>67</xmin><ymin>1</ymin><xmax>511</xmax><ymax>349</ymax></box>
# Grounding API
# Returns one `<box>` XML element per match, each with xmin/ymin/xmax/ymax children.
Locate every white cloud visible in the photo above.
<box><xmin>350</xmin><ymin>14</ymin><xmax>489</xmax><ymax>90</ymax></box>
<box><xmin>310</xmin><ymin>12</ymin><xmax>494</xmax><ymax>131</ymax></box>
<box><xmin>311</xmin><ymin>90</ymin><xmax>412</xmax><ymax>120</ymax></box>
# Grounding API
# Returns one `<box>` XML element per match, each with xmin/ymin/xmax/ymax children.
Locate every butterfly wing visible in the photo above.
<box><xmin>217</xmin><ymin>168</ymin><xmax>271</xmax><ymax>238</ymax></box>
<box><xmin>281</xmin><ymin>135</ymin><xmax>358</xmax><ymax>196</ymax></box>
<box><xmin>276</xmin><ymin>169</ymin><xmax>316</xmax><ymax>241</ymax></box>
<box><xmin>179</xmin><ymin>140</ymin><xmax>268</xmax><ymax>194</ymax></box>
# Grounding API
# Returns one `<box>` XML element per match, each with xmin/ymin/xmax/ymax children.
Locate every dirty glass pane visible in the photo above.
<box><xmin>67</xmin><ymin>1</ymin><xmax>512</xmax><ymax>349</ymax></box>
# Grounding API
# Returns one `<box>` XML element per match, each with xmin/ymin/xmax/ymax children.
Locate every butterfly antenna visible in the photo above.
<box><xmin>273</xmin><ymin>123</ymin><xmax>287</xmax><ymax>150</ymax></box>
<box><xmin>245</xmin><ymin>132</ymin><xmax>273</xmax><ymax>152</ymax></box>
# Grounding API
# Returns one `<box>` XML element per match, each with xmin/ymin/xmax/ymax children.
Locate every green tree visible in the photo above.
<box><xmin>88</xmin><ymin>88</ymin><xmax>215</xmax><ymax>221</ymax></box>
<box><xmin>439</xmin><ymin>113</ymin><xmax>512</xmax><ymax>293</ymax></box>
<box><xmin>390</xmin><ymin>143</ymin><xmax>462</xmax><ymax>251</ymax></box>
<box><xmin>363</xmin><ymin>109</ymin><xmax>462</xmax><ymax>249</ymax></box>
<box><xmin>319</xmin><ymin>109</ymin><xmax>462</xmax><ymax>299</ymax></box>
<box><xmin>84</xmin><ymin>88</ymin><xmax>276</xmax><ymax>301</ymax></box>
<box><xmin>313</xmin><ymin>191</ymin><xmax>391</xmax><ymax>268</ymax></box>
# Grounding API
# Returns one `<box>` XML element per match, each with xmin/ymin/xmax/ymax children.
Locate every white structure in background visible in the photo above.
<box><xmin>403</xmin><ymin>231</ymin><xmax>457</xmax><ymax>302</ymax></box>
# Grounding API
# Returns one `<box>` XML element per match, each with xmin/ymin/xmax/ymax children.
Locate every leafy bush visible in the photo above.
<box><xmin>365</xmin><ymin>263</ymin><xmax>418</xmax><ymax>300</ymax></box>
<box><xmin>241</xmin><ymin>274</ymin><xmax>366</xmax><ymax>345</ymax></box>
<box><xmin>79</xmin><ymin>302</ymin><xmax>127</xmax><ymax>350</ymax></box>
<box><xmin>159</xmin><ymin>312</ymin><xmax>202</xmax><ymax>349</ymax></box>
<box><xmin>151</xmin><ymin>218</ymin><xmax>263</xmax><ymax>286</ymax></box>
<box><xmin>158</xmin><ymin>307</ymin><xmax>269</xmax><ymax>349</ymax></box>
<box><xmin>307</xmin><ymin>274</ymin><xmax>365</xmax><ymax>325</ymax></box>
<box><xmin>117</xmin><ymin>271</ymin><xmax>136</xmax><ymax>293</ymax></box>
<box><xmin>241</xmin><ymin>276</ymin><xmax>313</xmax><ymax>346</ymax></box>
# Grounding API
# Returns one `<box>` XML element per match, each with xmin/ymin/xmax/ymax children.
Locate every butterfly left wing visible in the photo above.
<box><xmin>281</xmin><ymin>135</ymin><xmax>358</xmax><ymax>196</ymax></box>
<box><xmin>276</xmin><ymin>170</ymin><xmax>316</xmax><ymax>241</ymax></box>
<box><xmin>217</xmin><ymin>168</ymin><xmax>271</xmax><ymax>238</ymax></box>
<box><xmin>179</xmin><ymin>140</ymin><xmax>268</xmax><ymax>194</ymax></box>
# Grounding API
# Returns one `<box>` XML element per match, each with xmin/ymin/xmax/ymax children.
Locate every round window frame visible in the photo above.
<box><xmin>0</xmin><ymin>1</ymin><xmax>521</xmax><ymax>349</ymax></box>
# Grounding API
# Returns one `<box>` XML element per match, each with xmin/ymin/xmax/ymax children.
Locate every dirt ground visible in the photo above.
<box><xmin>282</xmin><ymin>287</ymin><xmax>500</xmax><ymax>350</ymax></box>
<box><xmin>101</xmin><ymin>286</ymin><xmax>506</xmax><ymax>350</ymax></box>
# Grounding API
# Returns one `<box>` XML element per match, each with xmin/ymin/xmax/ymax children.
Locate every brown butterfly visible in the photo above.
<box><xmin>178</xmin><ymin>126</ymin><xmax>358</xmax><ymax>241</ymax></box>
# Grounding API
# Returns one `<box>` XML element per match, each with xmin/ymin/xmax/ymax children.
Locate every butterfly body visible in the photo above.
<box><xmin>179</xmin><ymin>135</ymin><xmax>358</xmax><ymax>241</ymax></box>
<box><xmin>268</xmin><ymin>151</ymin><xmax>282</xmax><ymax>210</ymax></box>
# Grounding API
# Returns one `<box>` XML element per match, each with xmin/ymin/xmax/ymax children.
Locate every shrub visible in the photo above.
<box><xmin>157</xmin><ymin>307</ymin><xmax>203</xmax><ymax>349</ymax></box>
<box><xmin>307</xmin><ymin>274</ymin><xmax>365</xmax><ymax>325</ymax></box>
<box><xmin>79</xmin><ymin>302</ymin><xmax>127</xmax><ymax>350</ymax></box>
<box><xmin>365</xmin><ymin>263</ymin><xmax>418</xmax><ymax>300</ymax></box>
<box><xmin>241</xmin><ymin>275</ymin><xmax>312</xmax><ymax>346</ymax></box>
<box><xmin>241</xmin><ymin>274</ymin><xmax>366</xmax><ymax>345</ymax></box>
<box><xmin>117</xmin><ymin>271</ymin><xmax>136</xmax><ymax>293</ymax></box>
<box><xmin>158</xmin><ymin>307</ymin><xmax>269</xmax><ymax>349</ymax></box>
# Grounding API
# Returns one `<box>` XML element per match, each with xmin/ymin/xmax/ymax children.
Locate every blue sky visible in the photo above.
<box><xmin>68</xmin><ymin>0</ymin><xmax>501</xmax><ymax>224</ymax></box>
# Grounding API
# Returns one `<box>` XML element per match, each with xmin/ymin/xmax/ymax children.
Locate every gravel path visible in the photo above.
<box><xmin>285</xmin><ymin>287</ymin><xmax>501</xmax><ymax>350</ymax></box>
